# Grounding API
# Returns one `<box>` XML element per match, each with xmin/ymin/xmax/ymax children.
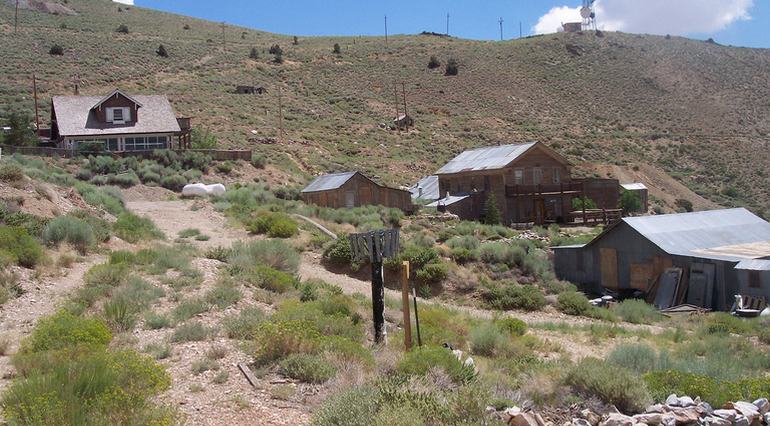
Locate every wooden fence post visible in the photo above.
<box><xmin>401</xmin><ymin>261</ymin><xmax>412</xmax><ymax>350</ymax></box>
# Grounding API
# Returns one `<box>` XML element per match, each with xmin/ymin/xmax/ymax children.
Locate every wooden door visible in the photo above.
<box><xmin>630</xmin><ymin>263</ymin><xmax>654</xmax><ymax>291</ymax></box>
<box><xmin>534</xmin><ymin>199</ymin><xmax>546</xmax><ymax>225</ymax></box>
<box><xmin>600</xmin><ymin>248</ymin><xmax>618</xmax><ymax>289</ymax></box>
<box><xmin>345</xmin><ymin>191</ymin><xmax>355</xmax><ymax>208</ymax></box>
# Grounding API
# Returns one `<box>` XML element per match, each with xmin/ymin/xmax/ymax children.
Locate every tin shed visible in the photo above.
<box><xmin>301</xmin><ymin>171</ymin><xmax>414</xmax><ymax>213</ymax></box>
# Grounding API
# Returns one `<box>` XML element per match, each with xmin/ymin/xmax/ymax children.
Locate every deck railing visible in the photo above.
<box><xmin>504</xmin><ymin>182</ymin><xmax>583</xmax><ymax>197</ymax></box>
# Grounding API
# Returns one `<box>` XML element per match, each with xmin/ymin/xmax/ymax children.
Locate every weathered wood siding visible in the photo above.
<box><xmin>301</xmin><ymin>173</ymin><xmax>414</xmax><ymax>212</ymax></box>
<box><xmin>93</xmin><ymin>93</ymin><xmax>139</xmax><ymax>124</ymax></box>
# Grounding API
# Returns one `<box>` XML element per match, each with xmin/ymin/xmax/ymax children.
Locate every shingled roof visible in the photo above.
<box><xmin>52</xmin><ymin>93</ymin><xmax>180</xmax><ymax>137</ymax></box>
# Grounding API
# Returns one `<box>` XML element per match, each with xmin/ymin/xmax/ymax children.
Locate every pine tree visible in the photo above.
<box><xmin>333</xmin><ymin>43</ymin><xmax>341</xmax><ymax>54</ymax></box>
<box><xmin>249</xmin><ymin>47</ymin><xmax>259</xmax><ymax>59</ymax></box>
<box><xmin>483</xmin><ymin>192</ymin><xmax>502</xmax><ymax>225</ymax></box>
<box><xmin>156</xmin><ymin>44</ymin><xmax>168</xmax><ymax>58</ymax></box>
<box><xmin>3</xmin><ymin>111</ymin><xmax>36</xmax><ymax>146</ymax></box>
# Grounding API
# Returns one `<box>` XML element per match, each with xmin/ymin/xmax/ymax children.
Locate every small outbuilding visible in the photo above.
<box><xmin>562</xmin><ymin>22</ymin><xmax>582</xmax><ymax>32</ymax></box>
<box><xmin>621</xmin><ymin>183</ymin><xmax>649</xmax><ymax>213</ymax></box>
<box><xmin>553</xmin><ymin>208</ymin><xmax>770</xmax><ymax>311</ymax></box>
<box><xmin>393</xmin><ymin>113</ymin><xmax>413</xmax><ymax>130</ymax></box>
<box><xmin>301</xmin><ymin>171</ymin><xmax>415</xmax><ymax>213</ymax></box>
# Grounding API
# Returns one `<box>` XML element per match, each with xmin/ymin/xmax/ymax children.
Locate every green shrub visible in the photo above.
<box><xmin>469</xmin><ymin>323</ymin><xmax>506</xmax><ymax>356</ymax></box>
<box><xmin>171</xmin><ymin>297</ymin><xmax>209</xmax><ymax>322</ymax></box>
<box><xmin>1</xmin><ymin>270</ymin><xmax>21</xmax><ymax>305</ymax></box>
<box><xmin>160</xmin><ymin>174</ymin><xmax>187</xmax><ymax>191</ymax></box>
<box><xmin>320</xmin><ymin>336</ymin><xmax>375</xmax><ymax>367</ymax></box>
<box><xmin>68</xmin><ymin>210</ymin><xmax>111</xmax><ymax>243</ymax></box>
<box><xmin>606</xmin><ymin>343</ymin><xmax>658</xmax><ymax>374</ymax></box>
<box><xmin>704</xmin><ymin>312</ymin><xmax>755</xmax><ymax>335</ymax></box>
<box><xmin>253</xmin><ymin>320</ymin><xmax>321</xmax><ymax>365</ymax></box>
<box><xmin>644</xmin><ymin>370</ymin><xmax>770</xmax><ymax>408</ymax></box>
<box><xmin>205</xmin><ymin>279</ymin><xmax>242</xmax><ymax>308</ymax></box>
<box><xmin>251</xmin><ymin>153</ymin><xmax>267</xmax><ymax>168</ymax></box>
<box><xmin>415</xmin><ymin>262</ymin><xmax>448</xmax><ymax>284</ymax></box>
<box><xmin>280</xmin><ymin>353</ymin><xmax>337</xmax><ymax>383</ymax></box>
<box><xmin>107</xmin><ymin>171</ymin><xmax>139</xmax><ymax>187</ymax></box>
<box><xmin>482</xmin><ymin>282</ymin><xmax>545</xmax><ymax>311</ymax></box>
<box><xmin>557</xmin><ymin>291</ymin><xmax>592</xmax><ymax>316</ymax></box>
<box><xmin>566</xmin><ymin>358</ymin><xmax>651</xmax><ymax>414</ymax></box>
<box><xmin>0</xmin><ymin>226</ymin><xmax>44</xmax><ymax>268</ymax></box>
<box><xmin>246</xmin><ymin>212</ymin><xmax>298</xmax><ymax>238</ymax></box>
<box><xmin>229</xmin><ymin>239</ymin><xmax>300</xmax><ymax>273</ymax></box>
<box><xmin>178</xmin><ymin>228</ymin><xmax>201</xmax><ymax>238</ymax></box>
<box><xmin>243</xmin><ymin>265</ymin><xmax>298</xmax><ymax>293</ymax></box>
<box><xmin>42</xmin><ymin>216</ymin><xmax>95</xmax><ymax>254</ymax></box>
<box><xmin>397</xmin><ymin>346</ymin><xmax>476</xmax><ymax>385</ymax></box>
<box><xmin>109</xmin><ymin>250</ymin><xmax>136</xmax><ymax>264</ymax></box>
<box><xmin>204</xmin><ymin>246</ymin><xmax>231</xmax><ymax>262</ymax></box>
<box><xmin>322</xmin><ymin>236</ymin><xmax>353</xmax><ymax>266</ymax></box>
<box><xmin>223</xmin><ymin>307</ymin><xmax>266</xmax><ymax>340</ymax></box>
<box><xmin>113</xmin><ymin>212</ymin><xmax>163</xmax><ymax>243</ymax></box>
<box><xmin>103</xmin><ymin>298</ymin><xmax>138</xmax><ymax>332</ymax></box>
<box><xmin>171</xmin><ymin>321</ymin><xmax>210</xmax><ymax>342</ymax></box>
<box><xmin>312</xmin><ymin>386</ymin><xmax>379</xmax><ymax>426</ymax></box>
<box><xmin>273</xmin><ymin>299</ymin><xmax>363</xmax><ymax>341</ymax></box>
<box><xmin>495</xmin><ymin>317</ymin><xmax>527</xmax><ymax>336</ymax></box>
<box><xmin>144</xmin><ymin>311</ymin><xmax>171</xmax><ymax>330</ymax></box>
<box><xmin>2</xmin><ymin>350</ymin><xmax>173</xmax><ymax>425</ymax></box>
<box><xmin>612</xmin><ymin>299</ymin><xmax>663</xmax><ymax>324</ymax></box>
<box><xmin>191</xmin><ymin>358</ymin><xmax>220</xmax><ymax>375</ymax></box>
<box><xmin>0</xmin><ymin>210</ymin><xmax>49</xmax><ymax>237</ymax></box>
<box><xmin>0</xmin><ymin>163</ymin><xmax>24</xmax><ymax>181</ymax></box>
<box><xmin>21</xmin><ymin>310</ymin><xmax>111</xmax><ymax>354</ymax></box>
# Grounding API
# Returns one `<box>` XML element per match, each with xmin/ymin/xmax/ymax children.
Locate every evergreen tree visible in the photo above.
<box><xmin>619</xmin><ymin>189</ymin><xmax>642</xmax><ymax>215</ymax></box>
<box><xmin>249</xmin><ymin>47</ymin><xmax>259</xmax><ymax>59</ymax></box>
<box><xmin>156</xmin><ymin>45</ymin><xmax>168</xmax><ymax>57</ymax></box>
<box><xmin>445</xmin><ymin>58</ymin><xmax>459</xmax><ymax>76</ymax></box>
<box><xmin>3</xmin><ymin>111</ymin><xmax>36</xmax><ymax>146</ymax></box>
<box><xmin>333</xmin><ymin>43</ymin><xmax>341</xmax><ymax>54</ymax></box>
<box><xmin>483</xmin><ymin>192</ymin><xmax>502</xmax><ymax>225</ymax></box>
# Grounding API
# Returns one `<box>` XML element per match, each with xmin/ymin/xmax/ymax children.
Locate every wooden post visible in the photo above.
<box><xmin>32</xmin><ymin>73</ymin><xmax>40</xmax><ymax>132</ymax></box>
<box><xmin>371</xmin><ymin>261</ymin><xmax>385</xmax><ymax>344</ymax></box>
<box><xmin>401</xmin><ymin>82</ymin><xmax>408</xmax><ymax>132</ymax></box>
<box><xmin>401</xmin><ymin>261</ymin><xmax>412</xmax><ymax>350</ymax></box>
<box><xmin>384</xmin><ymin>15</ymin><xmax>388</xmax><ymax>45</ymax></box>
<box><xmin>14</xmin><ymin>0</ymin><xmax>19</xmax><ymax>34</ymax></box>
<box><xmin>393</xmin><ymin>83</ymin><xmax>400</xmax><ymax>133</ymax></box>
<box><xmin>412</xmin><ymin>287</ymin><xmax>422</xmax><ymax>347</ymax></box>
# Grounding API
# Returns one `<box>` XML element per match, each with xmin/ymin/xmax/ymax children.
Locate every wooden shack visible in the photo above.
<box><xmin>621</xmin><ymin>183</ymin><xmax>649</xmax><ymax>213</ymax></box>
<box><xmin>562</xmin><ymin>22</ymin><xmax>582</xmax><ymax>32</ymax></box>
<box><xmin>301</xmin><ymin>171</ymin><xmax>415</xmax><ymax>213</ymax></box>
<box><xmin>393</xmin><ymin>113</ymin><xmax>413</xmax><ymax>130</ymax></box>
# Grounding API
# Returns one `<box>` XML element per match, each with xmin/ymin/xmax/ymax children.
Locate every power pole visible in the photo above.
<box><xmin>519</xmin><ymin>21</ymin><xmax>523</xmax><ymax>38</ymax></box>
<box><xmin>499</xmin><ymin>17</ymin><xmax>504</xmax><ymax>41</ymax></box>
<box><xmin>401</xmin><ymin>81</ymin><xmax>408</xmax><ymax>133</ymax></box>
<box><xmin>277</xmin><ymin>85</ymin><xmax>284</xmax><ymax>140</ymax></box>
<box><xmin>384</xmin><ymin>15</ymin><xmax>388</xmax><ymax>45</ymax></box>
<box><xmin>221</xmin><ymin>22</ymin><xmax>226</xmax><ymax>51</ymax></box>
<box><xmin>32</xmin><ymin>73</ymin><xmax>40</xmax><ymax>132</ymax></box>
<box><xmin>393</xmin><ymin>83</ymin><xmax>400</xmax><ymax>133</ymax></box>
<box><xmin>446</xmin><ymin>13</ymin><xmax>449</xmax><ymax>36</ymax></box>
<box><xmin>14</xmin><ymin>0</ymin><xmax>19</xmax><ymax>33</ymax></box>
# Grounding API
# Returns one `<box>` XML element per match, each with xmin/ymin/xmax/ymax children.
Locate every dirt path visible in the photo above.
<box><xmin>0</xmin><ymin>255</ymin><xmax>105</xmax><ymax>392</ymax></box>
<box><xmin>126</xmin><ymin>200</ymin><xmax>249</xmax><ymax>249</ymax></box>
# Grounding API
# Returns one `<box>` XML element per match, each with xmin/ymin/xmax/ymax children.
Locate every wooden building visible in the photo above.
<box><xmin>553</xmin><ymin>208</ymin><xmax>770</xmax><ymax>311</ymax></box>
<box><xmin>621</xmin><ymin>183</ymin><xmax>649</xmax><ymax>213</ymax></box>
<box><xmin>49</xmin><ymin>89</ymin><xmax>186</xmax><ymax>151</ymax></box>
<box><xmin>301</xmin><ymin>171</ymin><xmax>415</xmax><ymax>213</ymax></box>
<box><xmin>432</xmin><ymin>141</ymin><xmax>619</xmax><ymax>225</ymax></box>
<box><xmin>562</xmin><ymin>22</ymin><xmax>582</xmax><ymax>32</ymax></box>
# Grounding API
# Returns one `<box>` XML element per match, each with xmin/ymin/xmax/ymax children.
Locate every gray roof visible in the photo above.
<box><xmin>301</xmin><ymin>172</ymin><xmax>358</xmax><ymax>193</ymax></box>
<box><xmin>409</xmin><ymin>175</ymin><xmax>440</xmax><ymax>201</ymax></box>
<box><xmin>619</xmin><ymin>208</ymin><xmax>770</xmax><ymax>261</ymax></box>
<box><xmin>427</xmin><ymin>194</ymin><xmax>469</xmax><ymax>207</ymax></box>
<box><xmin>735</xmin><ymin>259</ymin><xmax>770</xmax><ymax>271</ymax></box>
<box><xmin>52</xmin><ymin>94</ymin><xmax>180</xmax><ymax>137</ymax></box>
<box><xmin>621</xmin><ymin>183</ymin><xmax>648</xmax><ymax>191</ymax></box>
<box><xmin>435</xmin><ymin>142</ymin><xmax>539</xmax><ymax>174</ymax></box>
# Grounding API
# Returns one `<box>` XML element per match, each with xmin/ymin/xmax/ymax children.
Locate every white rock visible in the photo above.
<box><xmin>665</xmin><ymin>394</ymin><xmax>680</xmax><ymax>407</ymax></box>
<box><xmin>711</xmin><ymin>409</ymin><xmax>737</xmax><ymax>421</ymax></box>
<box><xmin>631</xmin><ymin>413</ymin><xmax>662</xmax><ymax>425</ymax></box>
<box><xmin>733</xmin><ymin>414</ymin><xmax>749</xmax><ymax>426</ymax></box>
<box><xmin>733</xmin><ymin>401</ymin><xmax>759</xmax><ymax>423</ymax></box>
<box><xmin>752</xmin><ymin>398</ymin><xmax>769</xmax><ymax>415</ymax></box>
<box><xmin>645</xmin><ymin>404</ymin><xmax>666</xmax><ymax>414</ymax></box>
<box><xmin>701</xmin><ymin>416</ymin><xmax>731</xmax><ymax>426</ymax></box>
<box><xmin>764</xmin><ymin>412</ymin><xmax>770</xmax><ymax>425</ymax></box>
<box><xmin>599</xmin><ymin>413</ymin><xmax>634</xmax><ymax>426</ymax></box>
<box><xmin>678</xmin><ymin>396</ymin><xmax>695</xmax><ymax>407</ymax></box>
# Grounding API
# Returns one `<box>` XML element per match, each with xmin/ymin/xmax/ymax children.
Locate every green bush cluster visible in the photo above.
<box><xmin>644</xmin><ymin>370</ymin><xmax>770</xmax><ymax>408</ymax></box>
<box><xmin>495</xmin><ymin>317</ymin><xmax>528</xmax><ymax>336</ymax></box>
<box><xmin>20</xmin><ymin>310</ymin><xmax>112</xmax><ymax>354</ymax></box>
<box><xmin>0</xmin><ymin>209</ymin><xmax>49</xmax><ymax>238</ymax></box>
<box><xmin>242</xmin><ymin>264</ymin><xmax>299</xmax><ymax>293</ymax></box>
<box><xmin>0</xmin><ymin>163</ymin><xmax>24</xmax><ymax>182</ymax></box>
<box><xmin>113</xmin><ymin>212</ymin><xmax>163</xmax><ymax>243</ymax></box>
<box><xmin>280</xmin><ymin>353</ymin><xmax>337</xmax><ymax>383</ymax></box>
<box><xmin>228</xmin><ymin>239</ymin><xmax>300</xmax><ymax>273</ymax></box>
<box><xmin>482</xmin><ymin>281</ymin><xmax>546</xmax><ymax>311</ymax></box>
<box><xmin>246</xmin><ymin>212</ymin><xmax>298</xmax><ymax>238</ymax></box>
<box><xmin>0</xmin><ymin>226</ymin><xmax>44</xmax><ymax>268</ymax></box>
<box><xmin>222</xmin><ymin>306</ymin><xmax>266</xmax><ymax>340</ymax></box>
<box><xmin>322</xmin><ymin>236</ymin><xmax>353</xmax><ymax>267</ymax></box>
<box><xmin>397</xmin><ymin>346</ymin><xmax>477</xmax><ymax>385</ymax></box>
<box><xmin>42</xmin><ymin>215</ymin><xmax>96</xmax><ymax>254</ymax></box>
<box><xmin>611</xmin><ymin>299</ymin><xmax>663</xmax><ymax>324</ymax></box>
<box><xmin>77</xmin><ymin>150</ymin><xmax>211</xmax><ymax>190</ymax></box>
<box><xmin>566</xmin><ymin>358</ymin><xmax>652</xmax><ymax>414</ymax></box>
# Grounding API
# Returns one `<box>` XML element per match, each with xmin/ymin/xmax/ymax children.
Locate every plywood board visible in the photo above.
<box><xmin>630</xmin><ymin>263</ymin><xmax>654</xmax><ymax>291</ymax></box>
<box><xmin>600</xmin><ymin>248</ymin><xmax>618</xmax><ymax>289</ymax></box>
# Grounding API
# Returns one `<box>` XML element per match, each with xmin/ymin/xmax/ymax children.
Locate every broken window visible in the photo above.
<box><xmin>749</xmin><ymin>270</ymin><xmax>761</xmax><ymax>289</ymax></box>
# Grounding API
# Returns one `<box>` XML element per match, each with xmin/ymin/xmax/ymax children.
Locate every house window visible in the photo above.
<box><xmin>112</xmin><ymin>108</ymin><xmax>124</xmax><ymax>123</ymax></box>
<box><xmin>107</xmin><ymin>138</ymin><xmax>119</xmax><ymax>151</ymax></box>
<box><xmin>749</xmin><ymin>270</ymin><xmax>761</xmax><ymax>289</ymax></box>
<box><xmin>107</xmin><ymin>107</ymin><xmax>131</xmax><ymax>124</ymax></box>
<box><xmin>514</xmin><ymin>169</ymin><xmax>524</xmax><ymax>185</ymax></box>
<box><xmin>553</xmin><ymin>168</ymin><xmax>561</xmax><ymax>184</ymax></box>
<box><xmin>533</xmin><ymin>168</ymin><xmax>543</xmax><ymax>185</ymax></box>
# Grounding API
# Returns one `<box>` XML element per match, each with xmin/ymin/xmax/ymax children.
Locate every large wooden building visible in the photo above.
<box><xmin>430</xmin><ymin>142</ymin><xmax>619</xmax><ymax>225</ymax></box>
<box><xmin>553</xmin><ymin>208</ymin><xmax>770</xmax><ymax>311</ymax></box>
<box><xmin>301</xmin><ymin>171</ymin><xmax>415</xmax><ymax>213</ymax></box>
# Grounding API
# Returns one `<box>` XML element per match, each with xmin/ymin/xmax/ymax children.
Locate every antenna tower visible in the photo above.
<box><xmin>580</xmin><ymin>0</ymin><xmax>596</xmax><ymax>31</ymax></box>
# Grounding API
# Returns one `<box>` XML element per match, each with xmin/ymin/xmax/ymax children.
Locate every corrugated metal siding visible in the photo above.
<box><xmin>435</xmin><ymin>142</ymin><xmax>537</xmax><ymax>174</ymax></box>
<box><xmin>410</xmin><ymin>175</ymin><xmax>440</xmax><ymax>201</ymax></box>
<box><xmin>735</xmin><ymin>259</ymin><xmax>770</xmax><ymax>271</ymax></box>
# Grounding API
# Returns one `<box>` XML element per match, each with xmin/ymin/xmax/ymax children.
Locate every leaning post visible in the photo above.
<box><xmin>401</xmin><ymin>261</ymin><xmax>412</xmax><ymax>350</ymax></box>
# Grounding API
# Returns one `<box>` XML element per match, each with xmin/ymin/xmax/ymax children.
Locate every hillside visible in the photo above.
<box><xmin>1</xmin><ymin>0</ymin><xmax>768</xmax><ymax>214</ymax></box>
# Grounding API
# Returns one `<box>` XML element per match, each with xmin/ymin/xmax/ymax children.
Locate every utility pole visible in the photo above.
<box><xmin>499</xmin><ymin>17</ymin><xmax>504</xmax><ymax>41</ymax></box>
<box><xmin>519</xmin><ymin>21</ymin><xmax>523</xmax><ymax>38</ymax></box>
<box><xmin>32</xmin><ymin>73</ymin><xmax>40</xmax><ymax>132</ymax></box>
<box><xmin>221</xmin><ymin>22</ymin><xmax>226</xmax><ymax>51</ymax></box>
<box><xmin>393</xmin><ymin>83</ymin><xmax>400</xmax><ymax>133</ymax></box>
<box><xmin>277</xmin><ymin>86</ymin><xmax>284</xmax><ymax>140</ymax></box>
<box><xmin>14</xmin><ymin>0</ymin><xmax>19</xmax><ymax>34</ymax></box>
<box><xmin>384</xmin><ymin>15</ymin><xmax>388</xmax><ymax>45</ymax></box>
<box><xmin>401</xmin><ymin>81</ymin><xmax>408</xmax><ymax>133</ymax></box>
<box><xmin>446</xmin><ymin>13</ymin><xmax>449</xmax><ymax>36</ymax></box>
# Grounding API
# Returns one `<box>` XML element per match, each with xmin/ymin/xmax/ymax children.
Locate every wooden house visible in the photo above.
<box><xmin>49</xmin><ymin>89</ymin><xmax>185</xmax><ymax>151</ymax></box>
<box><xmin>432</xmin><ymin>141</ymin><xmax>619</xmax><ymax>225</ymax></box>
<box><xmin>553</xmin><ymin>208</ymin><xmax>770</xmax><ymax>311</ymax></box>
<box><xmin>301</xmin><ymin>171</ymin><xmax>415</xmax><ymax>213</ymax></box>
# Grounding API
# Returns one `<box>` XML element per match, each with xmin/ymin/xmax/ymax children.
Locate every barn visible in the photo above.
<box><xmin>301</xmin><ymin>171</ymin><xmax>415</xmax><ymax>213</ymax></box>
<box><xmin>553</xmin><ymin>208</ymin><xmax>770</xmax><ymax>311</ymax></box>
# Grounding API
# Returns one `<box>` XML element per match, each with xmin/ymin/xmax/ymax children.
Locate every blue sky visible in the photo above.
<box><xmin>124</xmin><ymin>0</ymin><xmax>770</xmax><ymax>48</ymax></box>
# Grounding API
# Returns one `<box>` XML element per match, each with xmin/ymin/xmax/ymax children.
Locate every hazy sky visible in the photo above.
<box><xmin>115</xmin><ymin>0</ymin><xmax>770</xmax><ymax>48</ymax></box>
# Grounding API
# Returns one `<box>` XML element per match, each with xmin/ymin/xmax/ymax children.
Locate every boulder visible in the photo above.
<box><xmin>572</xmin><ymin>419</ymin><xmax>592</xmax><ymax>426</ymax></box>
<box><xmin>701</xmin><ymin>416</ymin><xmax>731</xmax><ymax>426</ymax></box>
<box><xmin>753</xmin><ymin>398</ymin><xmax>770</xmax><ymax>415</ymax></box>
<box><xmin>645</xmin><ymin>405</ymin><xmax>667</xmax><ymax>414</ymax></box>
<box><xmin>581</xmin><ymin>409</ymin><xmax>602</xmax><ymax>426</ymax></box>
<box><xmin>678</xmin><ymin>396</ymin><xmax>695</xmax><ymax>407</ymax></box>
<box><xmin>711</xmin><ymin>409</ymin><xmax>737</xmax><ymax>422</ymax></box>
<box><xmin>599</xmin><ymin>413</ymin><xmax>634</xmax><ymax>426</ymax></box>
<box><xmin>670</xmin><ymin>407</ymin><xmax>700</xmax><ymax>425</ymax></box>
<box><xmin>731</xmin><ymin>401</ymin><xmax>760</xmax><ymax>424</ymax></box>
<box><xmin>632</xmin><ymin>413</ymin><xmax>663</xmax><ymax>425</ymax></box>
<box><xmin>510</xmin><ymin>413</ymin><xmax>540</xmax><ymax>426</ymax></box>
<box><xmin>733</xmin><ymin>415</ymin><xmax>749</xmax><ymax>426</ymax></box>
<box><xmin>764</xmin><ymin>413</ymin><xmax>770</xmax><ymax>425</ymax></box>
<box><xmin>665</xmin><ymin>395</ymin><xmax>680</xmax><ymax>407</ymax></box>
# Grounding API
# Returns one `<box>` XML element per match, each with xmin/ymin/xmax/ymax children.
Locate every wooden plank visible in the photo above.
<box><xmin>401</xmin><ymin>261</ymin><xmax>412</xmax><ymax>351</ymax></box>
<box><xmin>238</xmin><ymin>363</ymin><xmax>259</xmax><ymax>388</ymax></box>
<box><xmin>600</xmin><ymin>248</ymin><xmax>618</xmax><ymax>289</ymax></box>
<box><xmin>630</xmin><ymin>262</ymin><xmax>654</xmax><ymax>291</ymax></box>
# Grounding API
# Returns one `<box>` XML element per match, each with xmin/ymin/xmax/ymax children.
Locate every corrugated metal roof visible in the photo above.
<box><xmin>409</xmin><ymin>175</ymin><xmax>440</xmax><ymax>201</ymax></box>
<box><xmin>621</xmin><ymin>183</ymin><xmax>647</xmax><ymax>191</ymax></box>
<box><xmin>426</xmin><ymin>195</ymin><xmax>469</xmax><ymax>207</ymax></box>
<box><xmin>621</xmin><ymin>208</ymin><xmax>770</xmax><ymax>261</ymax></box>
<box><xmin>52</xmin><ymin>93</ymin><xmax>180</xmax><ymax>137</ymax></box>
<box><xmin>735</xmin><ymin>259</ymin><xmax>770</xmax><ymax>271</ymax></box>
<box><xmin>301</xmin><ymin>171</ymin><xmax>357</xmax><ymax>193</ymax></box>
<box><xmin>435</xmin><ymin>142</ymin><xmax>538</xmax><ymax>174</ymax></box>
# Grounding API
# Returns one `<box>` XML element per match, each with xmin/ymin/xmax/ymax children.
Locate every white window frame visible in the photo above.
<box><xmin>552</xmin><ymin>167</ymin><xmax>561</xmax><ymax>184</ymax></box>
<box><xmin>533</xmin><ymin>168</ymin><xmax>543</xmax><ymax>185</ymax></box>
<box><xmin>514</xmin><ymin>168</ymin><xmax>524</xmax><ymax>185</ymax></box>
<box><xmin>107</xmin><ymin>107</ymin><xmax>131</xmax><ymax>124</ymax></box>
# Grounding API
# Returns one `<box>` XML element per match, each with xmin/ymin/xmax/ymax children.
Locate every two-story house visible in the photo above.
<box><xmin>430</xmin><ymin>141</ymin><xmax>619</xmax><ymax>225</ymax></box>
<box><xmin>49</xmin><ymin>89</ymin><xmax>187</xmax><ymax>151</ymax></box>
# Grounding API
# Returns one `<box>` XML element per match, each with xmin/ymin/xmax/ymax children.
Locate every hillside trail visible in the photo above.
<box><xmin>0</xmin><ymin>254</ymin><xmax>106</xmax><ymax>394</ymax></box>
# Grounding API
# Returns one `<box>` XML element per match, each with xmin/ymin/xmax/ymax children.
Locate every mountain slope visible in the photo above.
<box><xmin>1</xmin><ymin>0</ymin><xmax>768</xmax><ymax>214</ymax></box>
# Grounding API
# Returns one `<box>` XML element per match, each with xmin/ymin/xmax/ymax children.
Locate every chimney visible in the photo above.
<box><xmin>418</xmin><ymin>186</ymin><xmax>423</xmax><ymax>197</ymax></box>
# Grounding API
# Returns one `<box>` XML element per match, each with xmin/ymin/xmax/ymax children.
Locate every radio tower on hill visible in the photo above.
<box><xmin>581</xmin><ymin>0</ymin><xmax>596</xmax><ymax>31</ymax></box>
